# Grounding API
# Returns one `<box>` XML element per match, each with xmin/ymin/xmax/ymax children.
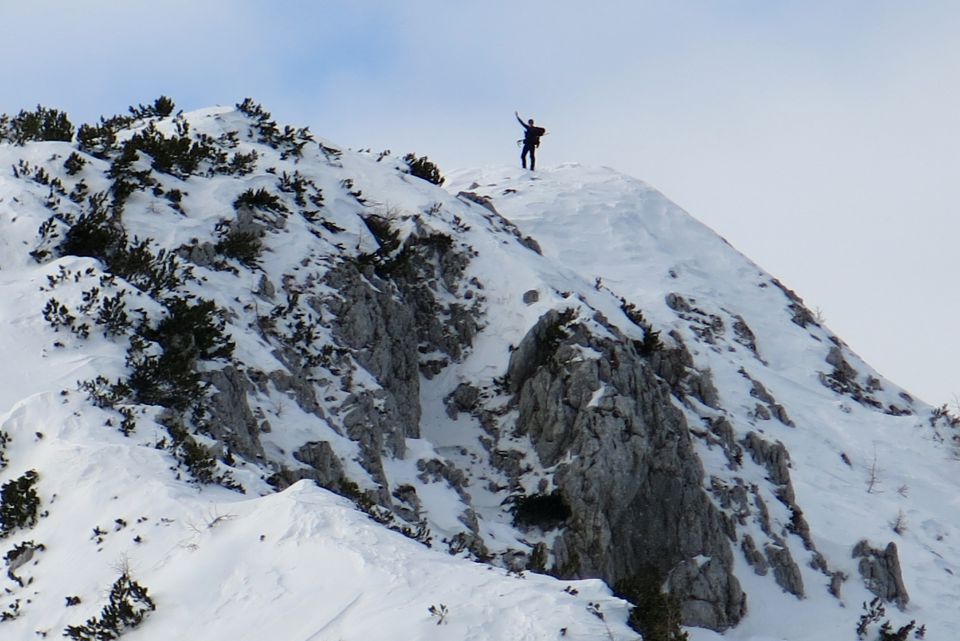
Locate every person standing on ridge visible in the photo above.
<box><xmin>515</xmin><ymin>111</ymin><xmax>546</xmax><ymax>171</ymax></box>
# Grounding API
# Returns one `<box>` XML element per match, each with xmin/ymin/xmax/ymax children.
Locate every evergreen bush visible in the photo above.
<box><xmin>227</xmin><ymin>149</ymin><xmax>259</xmax><ymax>175</ymax></box>
<box><xmin>856</xmin><ymin>598</ymin><xmax>925</xmax><ymax>640</ymax></box>
<box><xmin>234</xmin><ymin>187</ymin><xmax>287</xmax><ymax>212</ymax></box>
<box><xmin>63</xmin><ymin>571</ymin><xmax>155</xmax><ymax>641</ymax></box>
<box><xmin>58</xmin><ymin>194</ymin><xmax>125</xmax><ymax>264</ymax></box>
<box><xmin>0</xmin><ymin>430</ymin><xmax>9</xmax><ymax>470</ymax></box>
<box><xmin>57</xmin><ymin>197</ymin><xmax>185</xmax><ymax>296</ymax></box>
<box><xmin>4</xmin><ymin>105</ymin><xmax>74</xmax><ymax>144</ymax></box>
<box><xmin>620</xmin><ymin>299</ymin><xmax>662</xmax><ymax>355</ymax></box>
<box><xmin>403</xmin><ymin>153</ymin><xmax>445</xmax><ymax>185</ymax></box>
<box><xmin>234</xmin><ymin>98</ymin><xmax>312</xmax><ymax>158</ymax></box>
<box><xmin>614</xmin><ymin>570</ymin><xmax>688</xmax><ymax>641</ymax></box>
<box><xmin>126</xmin><ymin>297</ymin><xmax>233</xmax><ymax>410</ymax></box>
<box><xmin>77</xmin><ymin>114</ymin><xmax>134</xmax><ymax>158</ymax></box>
<box><xmin>0</xmin><ymin>470</ymin><xmax>41</xmax><ymax>537</ymax></box>
<box><xmin>128</xmin><ymin>96</ymin><xmax>176</xmax><ymax>119</ymax></box>
<box><xmin>114</xmin><ymin>120</ymin><xmax>220</xmax><ymax>179</ymax></box>
<box><xmin>215</xmin><ymin>230</ymin><xmax>263</xmax><ymax>267</ymax></box>
<box><xmin>63</xmin><ymin>152</ymin><xmax>87</xmax><ymax>176</ymax></box>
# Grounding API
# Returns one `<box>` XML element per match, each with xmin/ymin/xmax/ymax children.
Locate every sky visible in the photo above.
<box><xmin>2</xmin><ymin>0</ymin><xmax>959</xmax><ymax>404</ymax></box>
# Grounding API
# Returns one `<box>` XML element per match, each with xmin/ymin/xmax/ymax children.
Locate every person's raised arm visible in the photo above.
<box><xmin>515</xmin><ymin>111</ymin><xmax>528</xmax><ymax>129</ymax></box>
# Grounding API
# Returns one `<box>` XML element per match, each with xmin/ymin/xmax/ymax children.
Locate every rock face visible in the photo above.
<box><xmin>326</xmin><ymin>260</ymin><xmax>422</xmax><ymax>458</ymax></box>
<box><xmin>507</xmin><ymin>310</ymin><xmax>746</xmax><ymax>630</ymax></box>
<box><xmin>853</xmin><ymin>540</ymin><xmax>910</xmax><ymax>609</ymax></box>
<box><xmin>204</xmin><ymin>365</ymin><xmax>265</xmax><ymax>462</ymax></box>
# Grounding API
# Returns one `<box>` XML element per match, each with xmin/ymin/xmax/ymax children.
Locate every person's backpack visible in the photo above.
<box><xmin>530</xmin><ymin>126</ymin><xmax>546</xmax><ymax>145</ymax></box>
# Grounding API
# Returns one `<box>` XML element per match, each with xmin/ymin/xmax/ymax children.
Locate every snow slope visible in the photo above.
<box><xmin>449</xmin><ymin>164</ymin><xmax>959</xmax><ymax>640</ymax></box>
<box><xmin>0</xmin><ymin>103</ymin><xmax>955</xmax><ymax>640</ymax></box>
<box><xmin>0</xmin><ymin>108</ymin><xmax>638</xmax><ymax>640</ymax></box>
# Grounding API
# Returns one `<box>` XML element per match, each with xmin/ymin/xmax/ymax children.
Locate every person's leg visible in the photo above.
<box><xmin>530</xmin><ymin>146</ymin><xmax>536</xmax><ymax>171</ymax></box>
<box><xmin>521</xmin><ymin>145</ymin><xmax>528</xmax><ymax>168</ymax></box>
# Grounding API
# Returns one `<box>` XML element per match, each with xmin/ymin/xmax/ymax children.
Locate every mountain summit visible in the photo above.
<box><xmin>0</xmin><ymin>101</ymin><xmax>953</xmax><ymax>640</ymax></box>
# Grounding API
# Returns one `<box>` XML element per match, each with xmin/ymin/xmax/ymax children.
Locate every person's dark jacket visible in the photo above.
<box><xmin>517</xmin><ymin>115</ymin><xmax>545</xmax><ymax>147</ymax></box>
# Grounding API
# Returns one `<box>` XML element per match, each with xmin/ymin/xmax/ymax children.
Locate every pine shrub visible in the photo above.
<box><xmin>614</xmin><ymin>570</ymin><xmax>688</xmax><ymax>641</ymax></box>
<box><xmin>0</xmin><ymin>471</ymin><xmax>40</xmax><ymax>537</ymax></box>
<box><xmin>114</xmin><ymin>120</ymin><xmax>220</xmax><ymax>179</ymax></box>
<box><xmin>0</xmin><ymin>431</ymin><xmax>9</xmax><ymax>470</ymax></box>
<box><xmin>63</xmin><ymin>572</ymin><xmax>155</xmax><ymax>641</ymax></box>
<box><xmin>126</xmin><ymin>297</ymin><xmax>233</xmax><ymax>410</ymax></box>
<box><xmin>148</xmin><ymin>297</ymin><xmax>234</xmax><ymax>361</ymax></box>
<box><xmin>403</xmin><ymin>153</ymin><xmax>445</xmax><ymax>186</ymax></box>
<box><xmin>77</xmin><ymin>114</ymin><xmax>134</xmax><ymax>158</ymax></box>
<box><xmin>57</xmin><ymin>197</ymin><xmax>185</xmax><ymax>296</ymax></box>
<box><xmin>58</xmin><ymin>195</ymin><xmax>125</xmax><ymax>264</ymax></box>
<box><xmin>4</xmin><ymin>105</ymin><xmax>74</xmax><ymax>144</ymax></box>
<box><xmin>234</xmin><ymin>98</ymin><xmax>312</xmax><ymax>158</ymax></box>
<box><xmin>128</xmin><ymin>96</ymin><xmax>176</xmax><ymax>119</ymax></box>
<box><xmin>215</xmin><ymin>230</ymin><xmax>263</xmax><ymax>267</ymax></box>
<box><xmin>63</xmin><ymin>152</ymin><xmax>87</xmax><ymax>176</ymax></box>
<box><xmin>234</xmin><ymin>187</ymin><xmax>287</xmax><ymax>212</ymax></box>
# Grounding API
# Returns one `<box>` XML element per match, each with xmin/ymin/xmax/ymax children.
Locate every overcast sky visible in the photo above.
<box><xmin>3</xmin><ymin>1</ymin><xmax>959</xmax><ymax>404</ymax></box>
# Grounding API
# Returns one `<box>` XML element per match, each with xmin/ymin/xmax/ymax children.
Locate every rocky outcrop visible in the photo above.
<box><xmin>312</xmin><ymin>224</ymin><xmax>480</xmax><ymax>502</ymax></box>
<box><xmin>203</xmin><ymin>365</ymin><xmax>265</xmax><ymax>462</ymax></box>
<box><xmin>739</xmin><ymin>369</ymin><xmax>794</xmax><ymax>427</ymax></box>
<box><xmin>739</xmin><ymin>430</ymin><xmax>846</xmax><ymax>598</ymax></box>
<box><xmin>507</xmin><ymin>309</ymin><xmax>746</xmax><ymax>631</ymax></box>
<box><xmin>325</xmin><ymin>261</ymin><xmax>421</xmax><ymax>456</ymax></box>
<box><xmin>853</xmin><ymin>540</ymin><xmax>910</xmax><ymax>609</ymax></box>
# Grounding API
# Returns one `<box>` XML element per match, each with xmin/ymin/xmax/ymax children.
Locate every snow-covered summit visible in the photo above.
<box><xmin>0</xmin><ymin>102</ymin><xmax>954</xmax><ymax>640</ymax></box>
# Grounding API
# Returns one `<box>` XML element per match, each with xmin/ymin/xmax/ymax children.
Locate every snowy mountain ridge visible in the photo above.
<box><xmin>0</xmin><ymin>100</ymin><xmax>954</xmax><ymax>640</ymax></box>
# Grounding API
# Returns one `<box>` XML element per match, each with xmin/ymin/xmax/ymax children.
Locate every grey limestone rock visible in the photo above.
<box><xmin>325</xmin><ymin>262</ymin><xmax>421</xmax><ymax>451</ymax></box>
<box><xmin>417</xmin><ymin>457</ymin><xmax>473</xmax><ymax>505</ymax></box>
<box><xmin>826</xmin><ymin>346</ymin><xmax>858</xmax><ymax>383</ymax></box>
<box><xmin>650</xmin><ymin>331</ymin><xmax>694</xmax><ymax>392</ymax></box>
<box><xmin>769</xmin><ymin>278</ymin><xmax>819</xmax><ymax>328</ymax></box>
<box><xmin>319</xmin><ymin>227</ymin><xmax>481</xmax><ymax>498</ymax></box>
<box><xmin>268</xmin><ymin>347</ymin><xmax>326</xmax><ymax>419</ymax></box>
<box><xmin>665</xmin><ymin>292</ymin><xmax>692</xmax><ymax>313</ymax></box>
<box><xmin>742</xmin><ymin>432</ymin><xmax>791</xmax><ymax>487</ymax></box>
<box><xmin>292</xmin><ymin>440</ymin><xmax>347</xmax><ymax>490</ymax></box>
<box><xmin>708</xmin><ymin>418</ymin><xmax>744</xmax><ymax>469</ymax></box>
<box><xmin>456</xmin><ymin>191</ymin><xmax>498</xmax><ymax>215</ymax></box>
<box><xmin>267</xmin><ymin>440</ymin><xmax>354</xmax><ymax>496</ymax></box>
<box><xmin>731</xmin><ymin>314</ymin><xmax>761</xmax><ymax>360</ymax></box>
<box><xmin>742</xmin><ymin>432</ymin><xmax>815</xmax><ymax>550</ymax></box>
<box><xmin>741</xmin><ymin>535</ymin><xmax>768</xmax><ymax>575</ymax></box>
<box><xmin>764</xmin><ymin>542</ymin><xmax>805</xmax><ymax>597</ymax></box>
<box><xmin>179</xmin><ymin>240</ymin><xmax>219</xmax><ymax>268</ymax></box>
<box><xmin>853</xmin><ymin>540</ymin><xmax>909</xmax><ymax>609</ymax></box>
<box><xmin>688</xmin><ymin>370</ymin><xmax>721</xmax><ymax>408</ymax></box>
<box><xmin>255</xmin><ymin>274</ymin><xmax>276</xmax><ymax>300</ymax></box>
<box><xmin>739</xmin><ymin>369</ymin><xmax>794</xmax><ymax>427</ymax></box>
<box><xmin>203</xmin><ymin>365</ymin><xmax>265</xmax><ymax>462</ymax></box>
<box><xmin>508</xmin><ymin>309</ymin><xmax>746</xmax><ymax>630</ymax></box>
<box><xmin>444</xmin><ymin>382</ymin><xmax>481</xmax><ymax>419</ymax></box>
<box><xmin>741</xmin><ymin>433</ymin><xmax>842</xmax><ymax>598</ymax></box>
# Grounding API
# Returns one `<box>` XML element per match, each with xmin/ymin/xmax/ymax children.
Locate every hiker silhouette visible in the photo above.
<box><xmin>515</xmin><ymin>111</ymin><xmax>546</xmax><ymax>170</ymax></box>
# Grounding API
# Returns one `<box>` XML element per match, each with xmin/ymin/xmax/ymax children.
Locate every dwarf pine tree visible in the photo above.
<box><xmin>63</xmin><ymin>571</ymin><xmax>156</xmax><ymax>640</ymax></box>
<box><xmin>0</xmin><ymin>470</ymin><xmax>41</xmax><ymax>537</ymax></box>
<box><xmin>6</xmin><ymin>105</ymin><xmax>74</xmax><ymax>144</ymax></box>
